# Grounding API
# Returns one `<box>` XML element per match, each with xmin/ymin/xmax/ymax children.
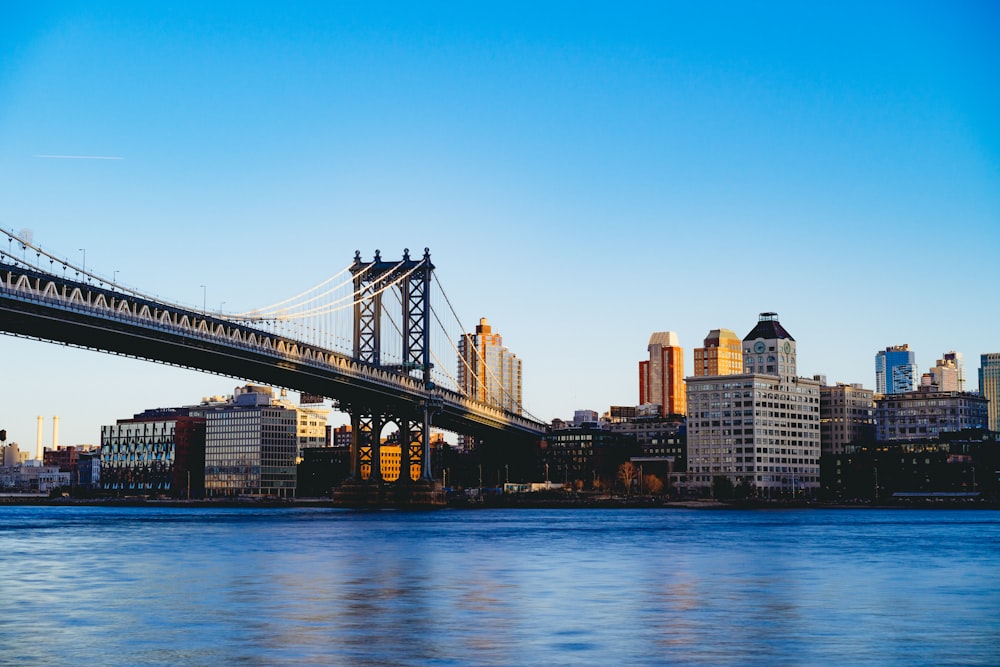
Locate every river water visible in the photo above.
<box><xmin>0</xmin><ymin>506</ymin><xmax>997</xmax><ymax>666</ymax></box>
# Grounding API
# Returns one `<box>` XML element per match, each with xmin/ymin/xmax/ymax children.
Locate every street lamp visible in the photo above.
<box><xmin>78</xmin><ymin>248</ymin><xmax>86</xmax><ymax>274</ymax></box>
<box><xmin>200</xmin><ymin>285</ymin><xmax>206</xmax><ymax>312</ymax></box>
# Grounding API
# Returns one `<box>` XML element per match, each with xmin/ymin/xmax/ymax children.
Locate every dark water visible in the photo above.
<box><xmin>0</xmin><ymin>506</ymin><xmax>998</xmax><ymax>666</ymax></box>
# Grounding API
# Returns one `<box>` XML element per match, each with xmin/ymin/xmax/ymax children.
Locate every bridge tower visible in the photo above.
<box><xmin>345</xmin><ymin>249</ymin><xmax>438</xmax><ymax>498</ymax></box>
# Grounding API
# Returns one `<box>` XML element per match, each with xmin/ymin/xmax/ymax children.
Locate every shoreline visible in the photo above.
<box><xmin>1</xmin><ymin>496</ymin><xmax>997</xmax><ymax>510</ymax></box>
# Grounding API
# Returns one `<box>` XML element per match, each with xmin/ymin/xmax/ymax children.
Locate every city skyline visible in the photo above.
<box><xmin>1</xmin><ymin>2</ymin><xmax>998</xmax><ymax>445</ymax></box>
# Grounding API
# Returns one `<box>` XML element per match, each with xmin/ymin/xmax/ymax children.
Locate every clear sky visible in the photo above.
<box><xmin>1</xmin><ymin>1</ymin><xmax>998</xmax><ymax>448</ymax></box>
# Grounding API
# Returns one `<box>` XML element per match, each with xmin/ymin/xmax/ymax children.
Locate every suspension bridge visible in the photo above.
<box><xmin>0</xmin><ymin>230</ymin><xmax>545</xmax><ymax>504</ymax></box>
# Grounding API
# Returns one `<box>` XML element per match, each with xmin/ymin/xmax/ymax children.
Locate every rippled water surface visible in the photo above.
<box><xmin>1</xmin><ymin>506</ymin><xmax>998</xmax><ymax>666</ymax></box>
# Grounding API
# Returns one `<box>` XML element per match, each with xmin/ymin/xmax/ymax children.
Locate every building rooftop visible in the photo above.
<box><xmin>743</xmin><ymin>312</ymin><xmax>794</xmax><ymax>342</ymax></box>
<box><xmin>648</xmin><ymin>331</ymin><xmax>679</xmax><ymax>347</ymax></box>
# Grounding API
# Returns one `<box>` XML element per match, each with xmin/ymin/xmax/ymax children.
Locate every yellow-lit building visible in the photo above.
<box><xmin>380</xmin><ymin>444</ymin><xmax>402</xmax><ymax>482</ymax></box>
<box><xmin>639</xmin><ymin>332</ymin><xmax>685</xmax><ymax>417</ymax></box>
<box><xmin>693</xmin><ymin>328</ymin><xmax>743</xmax><ymax>377</ymax></box>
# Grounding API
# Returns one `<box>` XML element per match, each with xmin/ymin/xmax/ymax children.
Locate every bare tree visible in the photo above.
<box><xmin>617</xmin><ymin>462</ymin><xmax>638</xmax><ymax>496</ymax></box>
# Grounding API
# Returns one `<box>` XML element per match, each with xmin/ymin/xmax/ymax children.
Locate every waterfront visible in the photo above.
<box><xmin>1</xmin><ymin>507</ymin><xmax>998</xmax><ymax>666</ymax></box>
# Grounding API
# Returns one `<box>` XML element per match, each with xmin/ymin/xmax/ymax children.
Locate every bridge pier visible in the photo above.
<box><xmin>336</xmin><ymin>398</ymin><xmax>445</xmax><ymax>507</ymax></box>
<box><xmin>332</xmin><ymin>249</ymin><xmax>442</xmax><ymax>507</ymax></box>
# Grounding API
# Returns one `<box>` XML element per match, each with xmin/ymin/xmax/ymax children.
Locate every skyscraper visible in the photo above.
<box><xmin>875</xmin><ymin>344</ymin><xmax>917</xmax><ymax>395</ymax></box>
<box><xmin>929</xmin><ymin>351</ymin><xmax>965</xmax><ymax>392</ymax></box>
<box><xmin>693</xmin><ymin>328</ymin><xmax>743</xmax><ymax>377</ymax></box>
<box><xmin>457</xmin><ymin>318</ymin><xmax>522</xmax><ymax>414</ymax></box>
<box><xmin>980</xmin><ymin>353</ymin><xmax>1000</xmax><ymax>432</ymax></box>
<box><xmin>639</xmin><ymin>331</ymin><xmax>685</xmax><ymax>416</ymax></box>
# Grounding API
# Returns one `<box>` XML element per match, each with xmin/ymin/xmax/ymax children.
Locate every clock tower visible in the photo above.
<box><xmin>742</xmin><ymin>312</ymin><xmax>796</xmax><ymax>381</ymax></box>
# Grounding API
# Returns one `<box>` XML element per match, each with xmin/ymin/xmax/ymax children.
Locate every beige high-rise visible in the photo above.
<box><xmin>639</xmin><ymin>332</ymin><xmax>685</xmax><ymax>416</ymax></box>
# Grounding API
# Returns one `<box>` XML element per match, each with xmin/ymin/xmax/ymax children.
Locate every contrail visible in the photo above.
<box><xmin>35</xmin><ymin>154</ymin><xmax>124</xmax><ymax>160</ymax></box>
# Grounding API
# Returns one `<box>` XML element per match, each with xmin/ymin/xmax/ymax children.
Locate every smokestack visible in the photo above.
<box><xmin>52</xmin><ymin>416</ymin><xmax>60</xmax><ymax>450</ymax></box>
<box><xmin>36</xmin><ymin>415</ymin><xmax>44</xmax><ymax>460</ymax></box>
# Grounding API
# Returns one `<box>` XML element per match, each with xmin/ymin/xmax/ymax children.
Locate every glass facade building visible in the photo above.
<box><xmin>875</xmin><ymin>344</ymin><xmax>917</xmax><ymax>395</ymax></box>
<box><xmin>204</xmin><ymin>390</ymin><xmax>298</xmax><ymax>498</ymax></box>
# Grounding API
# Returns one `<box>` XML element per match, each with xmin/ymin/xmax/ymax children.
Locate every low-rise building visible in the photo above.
<box><xmin>297</xmin><ymin>445</ymin><xmax>351</xmax><ymax>497</ymax></box>
<box><xmin>77</xmin><ymin>450</ymin><xmax>101</xmax><ymax>489</ymax></box>
<box><xmin>821</xmin><ymin>429</ymin><xmax>1000</xmax><ymax>502</ymax></box>
<box><xmin>875</xmin><ymin>389</ymin><xmax>988</xmax><ymax>442</ymax></box>
<box><xmin>539</xmin><ymin>423</ymin><xmax>639</xmax><ymax>490</ymax></box>
<box><xmin>101</xmin><ymin>409</ymin><xmax>206</xmax><ymax>497</ymax></box>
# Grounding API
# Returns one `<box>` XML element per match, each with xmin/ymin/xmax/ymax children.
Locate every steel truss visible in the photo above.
<box><xmin>349</xmin><ymin>249</ymin><xmax>435</xmax><ymax>482</ymax></box>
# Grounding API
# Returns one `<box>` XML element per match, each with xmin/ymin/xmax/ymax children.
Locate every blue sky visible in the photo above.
<box><xmin>1</xmin><ymin>2</ymin><xmax>998</xmax><ymax>447</ymax></box>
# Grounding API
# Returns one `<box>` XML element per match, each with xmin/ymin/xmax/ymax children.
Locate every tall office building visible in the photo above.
<box><xmin>929</xmin><ymin>351</ymin><xmax>964</xmax><ymax>392</ymax></box>
<box><xmin>693</xmin><ymin>328</ymin><xmax>743</xmax><ymax>377</ymax></box>
<box><xmin>980</xmin><ymin>353</ymin><xmax>1000</xmax><ymax>432</ymax></box>
<box><xmin>203</xmin><ymin>385</ymin><xmax>298</xmax><ymax>498</ymax></box>
<box><xmin>639</xmin><ymin>332</ymin><xmax>685</xmax><ymax>416</ymax></box>
<box><xmin>458</xmin><ymin>318</ymin><xmax>522</xmax><ymax>414</ymax></box>
<box><xmin>686</xmin><ymin>313</ymin><xmax>820</xmax><ymax>497</ymax></box>
<box><xmin>875</xmin><ymin>344</ymin><xmax>917</xmax><ymax>395</ymax></box>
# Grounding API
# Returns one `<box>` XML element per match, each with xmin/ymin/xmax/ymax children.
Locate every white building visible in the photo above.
<box><xmin>272</xmin><ymin>391</ymin><xmax>330</xmax><ymax>460</ymax></box>
<box><xmin>686</xmin><ymin>313</ymin><xmax>821</xmax><ymax>497</ymax></box>
<box><xmin>928</xmin><ymin>351</ymin><xmax>964</xmax><ymax>392</ymax></box>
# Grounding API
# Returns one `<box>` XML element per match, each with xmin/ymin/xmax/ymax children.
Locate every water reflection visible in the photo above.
<box><xmin>0</xmin><ymin>507</ymin><xmax>998</xmax><ymax>665</ymax></box>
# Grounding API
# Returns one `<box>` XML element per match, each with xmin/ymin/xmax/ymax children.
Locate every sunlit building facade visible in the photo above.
<box><xmin>639</xmin><ymin>331</ymin><xmax>685</xmax><ymax>416</ymax></box>
<box><xmin>693</xmin><ymin>328</ymin><xmax>742</xmax><ymax>378</ymax></box>
<box><xmin>928</xmin><ymin>351</ymin><xmax>964</xmax><ymax>392</ymax></box>
<box><xmin>457</xmin><ymin>317</ymin><xmax>523</xmax><ymax>414</ymax></box>
<box><xmin>272</xmin><ymin>394</ymin><xmax>329</xmax><ymax>460</ymax></box>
